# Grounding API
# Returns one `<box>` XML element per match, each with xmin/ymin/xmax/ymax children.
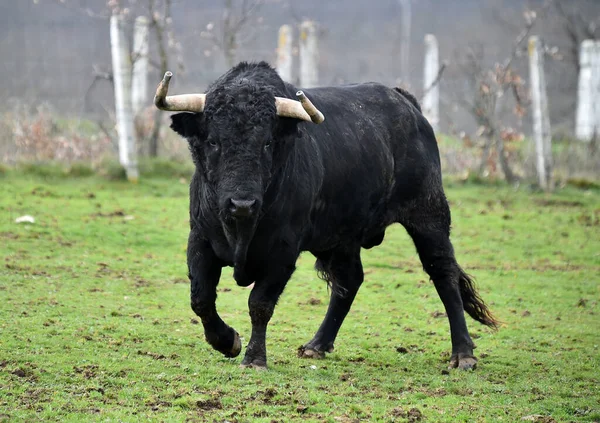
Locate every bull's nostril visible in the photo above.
<box><xmin>230</xmin><ymin>198</ymin><xmax>256</xmax><ymax>217</ymax></box>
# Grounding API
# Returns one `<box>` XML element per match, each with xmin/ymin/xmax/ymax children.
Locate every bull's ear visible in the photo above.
<box><xmin>170</xmin><ymin>112</ymin><xmax>201</xmax><ymax>139</ymax></box>
<box><xmin>276</xmin><ymin>116</ymin><xmax>301</xmax><ymax>140</ymax></box>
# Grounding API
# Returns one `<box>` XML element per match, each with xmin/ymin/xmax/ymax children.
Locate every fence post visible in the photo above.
<box><xmin>299</xmin><ymin>21</ymin><xmax>318</xmax><ymax>88</ymax></box>
<box><xmin>276</xmin><ymin>24</ymin><xmax>293</xmax><ymax>82</ymax></box>
<box><xmin>422</xmin><ymin>34</ymin><xmax>439</xmax><ymax>132</ymax></box>
<box><xmin>528</xmin><ymin>36</ymin><xmax>552</xmax><ymax>191</ymax></box>
<box><xmin>132</xmin><ymin>16</ymin><xmax>149</xmax><ymax>118</ymax></box>
<box><xmin>110</xmin><ymin>13</ymin><xmax>138</xmax><ymax>182</ymax></box>
<box><xmin>575</xmin><ymin>40</ymin><xmax>600</xmax><ymax>142</ymax></box>
<box><xmin>398</xmin><ymin>0</ymin><xmax>411</xmax><ymax>87</ymax></box>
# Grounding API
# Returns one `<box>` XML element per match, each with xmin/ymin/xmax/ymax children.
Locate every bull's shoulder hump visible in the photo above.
<box><xmin>303</xmin><ymin>82</ymin><xmax>391</xmax><ymax>95</ymax></box>
<box><xmin>301</xmin><ymin>83</ymin><xmax>404</xmax><ymax>108</ymax></box>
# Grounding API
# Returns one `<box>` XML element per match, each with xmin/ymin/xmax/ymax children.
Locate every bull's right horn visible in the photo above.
<box><xmin>154</xmin><ymin>71</ymin><xmax>206</xmax><ymax>112</ymax></box>
<box><xmin>274</xmin><ymin>92</ymin><xmax>325</xmax><ymax>124</ymax></box>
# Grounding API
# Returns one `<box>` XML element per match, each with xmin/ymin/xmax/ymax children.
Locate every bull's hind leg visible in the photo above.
<box><xmin>400</xmin><ymin>195</ymin><xmax>497</xmax><ymax>370</ymax></box>
<box><xmin>299</xmin><ymin>246</ymin><xmax>364</xmax><ymax>358</ymax></box>
<box><xmin>188</xmin><ymin>232</ymin><xmax>241</xmax><ymax>358</ymax></box>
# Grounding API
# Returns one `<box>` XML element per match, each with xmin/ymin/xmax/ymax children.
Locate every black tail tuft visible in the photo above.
<box><xmin>315</xmin><ymin>259</ymin><xmax>348</xmax><ymax>298</ymax></box>
<box><xmin>458</xmin><ymin>266</ymin><xmax>499</xmax><ymax>329</ymax></box>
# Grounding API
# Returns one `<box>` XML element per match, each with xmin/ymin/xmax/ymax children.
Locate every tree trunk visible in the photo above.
<box><xmin>496</xmin><ymin>135</ymin><xmax>518</xmax><ymax>184</ymax></box>
<box><xmin>148</xmin><ymin>2</ymin><xmax>172</xmax><ymax>158</ymax></box>
<box><xmin>299</xmin><ymin>21</ymin><xmax>319</xmax><ymax>88</ymax></box>
<box><xmin>528</xmin><ymin>36</ymin><xmax>553</xmax><ymax>191</ymax></box>
<box><xmin>478</xmin><ymin>136</ymin><xmax>493</xmax><ymax>177</ymax></box>
<box><xmin>422</xmin><ymin>34</ymin><xmax>439</xmax><ymax>131</ymax></box>
<box><xmin>132</xmin><ymin>16</ymin><xmax>149</xmax><ymax>117</ymax></box>
<box><xmin>575</xmin><ymin>40</ymin><xmax>600</xmax><ymax>142</ymax></box>
<box><xmin>398</xmin><ymin>0</ymin><xmax>411</xmax><ymax>87</ymax></box>
<box><xmin>132</xmin><ymin>16</ymin><xmax>150</xmax><ymax>156</ymax></box>
<box><xmin>110</xmin><ymin>13</ymin><xmax>138</xmax><ymax>182</ymax></box>
<box><xmin>276</xmin><ymin>25</ymin><xmax>293</xmax><ymax>82</ymax></box>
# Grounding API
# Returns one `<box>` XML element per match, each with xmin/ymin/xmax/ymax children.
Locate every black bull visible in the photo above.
<box><xmin>160</xmin><ymin>62</ymin><xmax>497</xmax><ymax>370</ymax></box>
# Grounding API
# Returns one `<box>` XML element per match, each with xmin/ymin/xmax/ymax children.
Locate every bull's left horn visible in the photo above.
<box><xmin>296</xmin><ymin>91</ymin><xmax>325</xmax><ymax>124</ymax></box>
<box><xmin>274</xmin><ymin>93</ymin><xmax>324</xmax><ymax>124</ymax></box>
<box><xmin>154</xmin><ymin>71</ymin><xmax>206</xmax><ymax>112</ymax></box>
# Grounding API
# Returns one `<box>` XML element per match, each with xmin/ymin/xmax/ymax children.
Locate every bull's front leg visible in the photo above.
<box><xmin>188</xmin><ymin>231</ymin><xmax>241</xmax><ymax>358</ymax></box>
<box><xmin>241</xmin><ymin>262</ymin><xmax>295</xmax><ymax>369</ymax></box>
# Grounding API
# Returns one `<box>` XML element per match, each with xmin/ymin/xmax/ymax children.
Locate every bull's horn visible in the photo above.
<box><xmin>274</xmin><ymin>92</ymin><xmax>325</xmax><ymax>124</ymax></box>
<box><xmin>296</xmin><ymin>91</ymin><xmax>325</xmax><ymax>124</ymax></box>
<box><xmin>154</xmin><ymin>71</ymin><xmax>206</xmax><ymax>112</ymax></box>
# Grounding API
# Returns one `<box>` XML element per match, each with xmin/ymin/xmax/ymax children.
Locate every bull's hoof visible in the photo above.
<box><xmin>449</xmin><ymin>352</ymin><xmax>477</xmax><ymax>370</ymax></box>
<box><xmin>223</xmin><ymin>330</ymin><xmax>242</xmax><ymax>358</ymax></box>
<box><xmin>297</xmin><ymin>344</ymin><xmax>332</xmax><ymax>359</ymax></box>
<box><xmin>240</xmin><ymin>358</ymin><xmax>267</xmax><ymax>370</ymax></box>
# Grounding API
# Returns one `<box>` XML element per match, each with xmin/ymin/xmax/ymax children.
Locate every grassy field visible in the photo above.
<box><xmin>1</xmin><ymin>170</ymin><xmax>599</xmax><ymax>422</ymax></box>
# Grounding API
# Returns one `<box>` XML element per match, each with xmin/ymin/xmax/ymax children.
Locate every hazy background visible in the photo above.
<box><xmin>1</xmin><ymin>0</ymin><xmax>599</xmax><ymax>180</ymax></box>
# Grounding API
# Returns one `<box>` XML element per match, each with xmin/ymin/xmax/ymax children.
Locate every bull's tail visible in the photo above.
<box><xmin>458</xmin><ymin>266</ymin><xmax>499</xmax><ymax>329</ymax></box>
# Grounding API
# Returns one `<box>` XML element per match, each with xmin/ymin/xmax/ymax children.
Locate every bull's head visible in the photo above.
<box><xmin>154</xmin><ymin>67</ymin><xmax>323</xmax><ymax>226</ymax></box>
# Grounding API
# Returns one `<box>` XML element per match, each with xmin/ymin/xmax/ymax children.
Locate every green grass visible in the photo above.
<box><xmin>1</xmin><ymin>172</ymin><xmax>599</xmax><ymax>422</ymax></box>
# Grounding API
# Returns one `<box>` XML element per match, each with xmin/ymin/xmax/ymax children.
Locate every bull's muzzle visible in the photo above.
<box><xmin>229</xmin><ymin>198</ymin><xmax>257</xmax><ymax>218</ymax></box>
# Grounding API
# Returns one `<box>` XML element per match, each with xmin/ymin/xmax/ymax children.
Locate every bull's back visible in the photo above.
<box><xmin>294</xmin><ymin>83</ymin><xmax>441</xmax><ymax>252</ymax></box>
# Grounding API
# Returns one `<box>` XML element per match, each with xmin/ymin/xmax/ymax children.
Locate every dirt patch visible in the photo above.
<box><xmin>340</xmin><ymin>373</ymin><xmax>351</xmax><ymax>381</ymax></box>
<box><xmin>5</xmin><ymin>263</ymin><xmax>31</xmax><ymax>272</ymax></box>
<box><xmin>10</xmin><ymin>365</ymin><xmax>38</xmax><ymax>382</ymax></box>
<box><xmin>577</xmin><ymin>298</ymin><xmax>588</xmax><ymax>307</ymax></box>
<box><xmin>390</xmin><ymin>407</ymin><xmax>423</xmax><ymax>422</ymax></box>
<box><xmin>91</xmin><ymin>209</ymin><xmax>126</xmax><ymax>218</ymax></box>
<box><xmin>137</xmin><ymin>350</ymin><xmax>166</xmax><ymax>360</ymax></box>
<box><xmin>134</xmin><ymin>278</ymin><xmax>151</xmax><ymax>288</ymax></box>
<box><xmin>196</xmin><ymin>398</ymin><xmax>222</xmax><ymax>410</ymax></box>
<box><xmin>577</xmin><ymin>211</ymin><xmax>600</xmax><ymax>227</ymax></box>
<box><xmin>534</xmin><ymin>199</ymin><xmax>584</xmax><ymax>208</ymax></box>
<box><xmin>73</xmin><ymin>364</ymin><xmax>99</xmax><ymax>379</ymax></box>
<box><xmin>146</xmin><ymin>398</ymin><xmax>172</xmax><ymax>411</ymax></box>
<box><xmin>521</xmin><ymin>415</ymin><xmax>557</xmax><ymax>423</ymax></box>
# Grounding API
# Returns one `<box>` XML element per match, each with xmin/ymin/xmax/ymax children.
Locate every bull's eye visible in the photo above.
<box><xmin>208</xmin><ymin>138</ymin><xmax>218</xmax><ymax>148</ymax></box>
<box><xmin>264</xmin><ymin>139</ymin><xmax>272</xmax><ymax>149</ymax></box>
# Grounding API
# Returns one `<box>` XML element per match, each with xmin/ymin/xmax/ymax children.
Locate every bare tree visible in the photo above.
<box><xmin>201</xmin><ymin>0</ymin><xmax>264</xmax><ymax>68</ymax></box>
<box><xmin>41</xmin><ymin>0</ymin><xmax>182</xmax><ymax>158</ymax></box>
<box><xmin>145</xmin><ymin>0</ymin><xmax>179</xmax><ymax>157</ymax></box>
<box><xmin>454</xmin><ymin>11</ymin><xmax>537</xmax><ymax>183</ymax></box>
<box><xmin>553</xmin><ymin>0</ymin><xmax>599</xmax><ymax>74</ymax></box>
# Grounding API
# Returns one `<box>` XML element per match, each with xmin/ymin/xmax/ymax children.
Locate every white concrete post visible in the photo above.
<box><xmin>276</xmin><ymin>24</ymin><xmax>293</xmax><ymax>82</ymax></box>
<box><xmin>299</xmin><ymin>21</ymin><xmax>318</xmax><ymax>88</ymax></box>
<box><xmin>422</xmin><ymin>34</ymin><xmax>439</xmax><ymax>132</ymax></box>
<box><xmin>398</xmin><ymin>0</ymin><xmax>411</xmax><ymax>87</ymax></box>
<box><xmin>528</xmin><ymin>36</ymin><xmax>552</xmax><ymax>191</ymax></box>
<box><xmin>575</xmin><ymin>40</ymin><xmax>600</xmax><ymax>142</ymax></box>
<box><xmin>110</xmin><ymin>13</ymin><xmax>138</xmax><ymax>182</ymax></box>
<box><xmin>132</xmin><ymin>16</ymin><xmax>149</xmax><ymax>117</ymax></box>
